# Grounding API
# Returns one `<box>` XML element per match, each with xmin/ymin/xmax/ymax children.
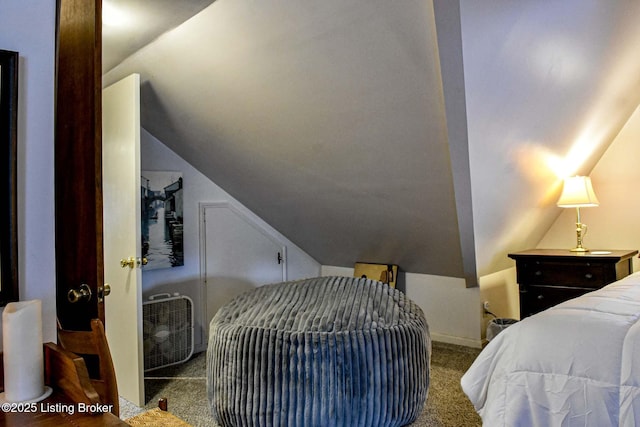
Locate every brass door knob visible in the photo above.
<box><xmin>68</xmin><ymin>284</ymin><xmax>92</xmax><ymax>303</ymax></box>
<box><xmin>98</xmin><ymin>283</ymin><xmax>111</xmax><ymax>302</ymax></box>
<box><xmin>121</xmin><ymin>257</ymin><xmax>147</xmax><ymax>268</ymax></box>
<box><xmin>120</xmin><ymin>257</ymin><xmax>136</xmax><ymax>268</ymax></box>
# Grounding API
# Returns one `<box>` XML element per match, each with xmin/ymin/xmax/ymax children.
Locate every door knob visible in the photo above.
<box><xmin>68</xmin><ymin>284</ymin><xmax>92</xmax><ymax>303</ymax></box>
<box><xmin>121</xmin><ymin>257</ymin><xmax>147</xmax><ymax>268</ymax></box>
<box><xmin>120</xmin><ymin>257</ymin><xmax>136</xmax><ymax>268</ymax></box>
<box><xmin>98</xmin><ymin>283</ymin><xmax>111</xmax><ymax>302</ymax></box>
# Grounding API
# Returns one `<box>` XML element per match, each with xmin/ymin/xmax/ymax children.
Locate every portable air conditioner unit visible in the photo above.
<box><xmin>143</xmin><ymin>293</ymin><xmax>194</xmax><ymax>371</ymax></box>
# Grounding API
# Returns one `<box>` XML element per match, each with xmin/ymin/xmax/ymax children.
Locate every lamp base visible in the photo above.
<box><xmin>570</xmin><ymin>247</ymin><xmax>588</xmax><ymax>252</ymax></box>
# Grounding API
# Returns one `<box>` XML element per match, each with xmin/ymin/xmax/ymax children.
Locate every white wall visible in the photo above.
<box><xmin>478</xmin><ymin>267</ymin><xmax>519</xmax><ymax>340</ymax></box>
<box><xmin>462</xmin><ymin>1</ymin><xmax>640</xmax><ymax>280</ymax></box>
<box><xmin>321</xmin><ymin>266</ymin><xmax>482</xmax><ymax>348</ymax></box>
<box><xmin>462</xmin><ymin>2</ymin><xmax>640</xmax><ymax>333</ymax></box>
<box><xmin>141</xmin><ymin>129</ymin><xmax>320</xmax><ymax>352</ymax></box>
<box><xmin>0</xmin><ymin>1</ymin><xmax>57</xmax><ymax>349</ymax></box>
<box><xmin>539</xmin><ymin>103</ymin><xmax>640</xmax><ymax>270</ymax></box>
<box><xmin>483</xmin><ymin>103</ymin><xmax>640</xmax><ymax>324</ymax></box>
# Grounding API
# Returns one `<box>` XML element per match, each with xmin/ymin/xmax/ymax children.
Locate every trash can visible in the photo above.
<box><xmin>486</xmin><ymin>318</ymin><xmax>518</xmax><ymax>342</ymax></box>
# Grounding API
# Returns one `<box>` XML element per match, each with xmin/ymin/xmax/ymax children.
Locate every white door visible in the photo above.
<box><xmin>102</xmin><ymin>74</ymin><xmax>144</xmax><ymax>406</ymax></box>
<box><xmin>203</xmin><ymin>203</ymin><xmax>286</xmax><ymax>329</ymax></box>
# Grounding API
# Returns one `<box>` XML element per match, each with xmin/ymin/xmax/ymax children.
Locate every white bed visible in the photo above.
<box><xmin>461</xmin><ymin>271</ymin><xmax>640</xmax><ymax>426</ymax></box>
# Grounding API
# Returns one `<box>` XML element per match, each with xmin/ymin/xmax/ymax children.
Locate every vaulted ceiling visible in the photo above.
<box><xmin>102</xmin><ymin>0</ymin><xmax>640</xmax><ymax>283</ymax></box>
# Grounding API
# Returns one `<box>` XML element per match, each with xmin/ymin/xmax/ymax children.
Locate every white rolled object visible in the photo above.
<box><xmin>2</xmin><ymin>300</ymin><xmax>45</xmax><ymax>402</ymax></box>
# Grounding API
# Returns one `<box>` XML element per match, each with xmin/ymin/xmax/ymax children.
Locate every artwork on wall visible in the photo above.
<box><xmin>141</xmin><ymin>171</ymin><xmax>184</xmax><ymax>270</ymax></box>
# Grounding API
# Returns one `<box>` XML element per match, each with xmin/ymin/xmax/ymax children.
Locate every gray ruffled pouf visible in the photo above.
<box><xmin>207</xmin><ymin>276</ymin><xmax>431</xmax><ymax>427</ymax></box>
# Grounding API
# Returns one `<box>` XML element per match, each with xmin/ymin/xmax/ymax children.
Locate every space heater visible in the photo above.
<box><xmin>143</xmin><ymin>293</ymin><xmax>194</xmax><ymax>371</ymax></box>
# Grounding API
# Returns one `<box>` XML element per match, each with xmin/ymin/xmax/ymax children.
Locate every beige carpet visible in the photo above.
<box><xmin>411</xmin><ymin>342</ymin><xmax>482</xmax><ymax>426</ymax></box>
<box><xmin>121</xmin><ymin>341</ymin><xmax>481</xmax><ymax>427</ymax></box>
<box><xmin>126</xmin><ymin>408</ymin><xmax>192</xmax><ymax>427</ymax></box>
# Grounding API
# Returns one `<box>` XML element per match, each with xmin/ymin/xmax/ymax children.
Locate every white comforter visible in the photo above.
<box><xmin>461</xmin><ymin>272</ymin><xmax>640</xmax><ymax>427</ymax></box>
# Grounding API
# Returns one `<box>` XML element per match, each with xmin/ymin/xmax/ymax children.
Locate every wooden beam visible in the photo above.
<box><xmin>55</xmin><ymin>0</ymin><xmax>104</xmax><ymax>329</ymax></box>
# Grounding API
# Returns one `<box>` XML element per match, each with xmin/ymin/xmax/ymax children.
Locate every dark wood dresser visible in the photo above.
<box><xmin>508</xmin><ymin>249</ymin><xmax>638</xmax><ymax>319</ymax></box>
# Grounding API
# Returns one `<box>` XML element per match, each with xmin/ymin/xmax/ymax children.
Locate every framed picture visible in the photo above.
<box><xmin>141</xmin><ymin>171</ymin><xmax>184</xmax><ymax>270</ymax></box>
<box><xmin>0</xmin><ymin>49</ymin><xmax>18</xmax><ymax>305</ymax></box>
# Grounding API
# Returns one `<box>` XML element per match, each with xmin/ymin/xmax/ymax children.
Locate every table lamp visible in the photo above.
<box><xmin>557</xmin><ymin>176</ymin><xmax>599</xmax><ymax>252</ymax></box>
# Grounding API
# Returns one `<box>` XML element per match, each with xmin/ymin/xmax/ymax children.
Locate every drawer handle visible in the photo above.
<box><xmin>585</xmin><ymin>273</ymin><xmax>593</xmax><ymax>279</ymax></box>
<box><xmin>537</xmin><ymin>294</ymin><xmax>544</xmax><ymax>300</ymax></box>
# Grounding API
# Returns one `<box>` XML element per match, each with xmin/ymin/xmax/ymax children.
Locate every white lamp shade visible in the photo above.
<box><xmin>557</xmin><ymin>176</ymin><xmax>599</xmax><ymax>207</ymax></box>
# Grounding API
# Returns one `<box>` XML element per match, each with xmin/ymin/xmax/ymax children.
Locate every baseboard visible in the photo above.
<box><xmin>430</xmin><ymin>332</ymin><xmax>483</xmax><ymax>349</ymax></box>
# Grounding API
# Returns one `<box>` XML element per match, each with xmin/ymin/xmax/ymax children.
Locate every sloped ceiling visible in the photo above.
<box><xmin>102</xmin><ymin>0</ymin><xmax>215</xmax><ymax>71</ymax></box>
<box><xmin>103</xmin><ymin>0</ymin><xmax>640</xmax><ymax>281</ymax></box>
<box><xmin>103</xmin><ymin>0</ymin><xmax>472</xmax><ymax>280</ymax></box>
<box><xmin>461</xmin><ymin>0</ymin><xmax>640</xmax><ymax>275</ymax></box>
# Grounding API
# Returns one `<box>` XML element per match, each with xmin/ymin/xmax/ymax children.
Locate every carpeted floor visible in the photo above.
<box><xmin>413</xmin><ymin>342</ymin><xmax>482</xmax><ymax>427</ymax></box>
<box><xmin>120</xmin><ymin>341</ymin><xmax>482</xmax><ymax>426</ymax></box>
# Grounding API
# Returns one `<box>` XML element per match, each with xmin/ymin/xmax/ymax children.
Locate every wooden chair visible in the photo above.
<box><xmin>57</xmin><ymin>318</ymin><xmax>119</xmax><ymax>416</ymax></box>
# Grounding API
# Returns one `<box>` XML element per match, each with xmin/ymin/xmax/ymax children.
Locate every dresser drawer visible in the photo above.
<box><xmin>520</xmin><ymin>285</ymin><xmax>591</xmax><ymax>318</ymax></box>
<box><xmin>509</xmin><ymin>249</ymin><xmax>638</xmax><ymax>319</ymax></box>
<box><xmin>516</xmin><ymin>261</ymin><xmax>607</xmax><ymax>288</ymax></box>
